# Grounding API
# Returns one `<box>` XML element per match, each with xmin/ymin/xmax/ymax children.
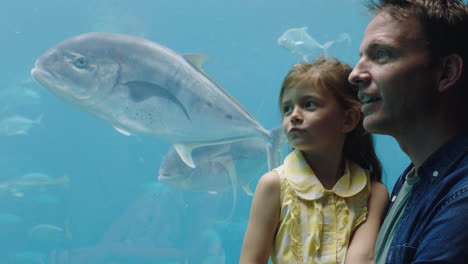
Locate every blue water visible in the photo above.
<box><xmin>1</xmin><ymin>0</ymin><xmax>409</xmax><ymax>263</ymax></box>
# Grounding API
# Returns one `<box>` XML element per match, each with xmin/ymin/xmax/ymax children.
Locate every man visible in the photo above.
<box><xmin>348</xmin><ymin>0</ymin><xmax>468</xmax><ymax>263</ymax></box>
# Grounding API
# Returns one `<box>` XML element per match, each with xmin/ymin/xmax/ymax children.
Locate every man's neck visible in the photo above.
<box><xmin>395</xmin><ymin>120</ymin><xmax>459</xmax><ymax>170</ymax></box>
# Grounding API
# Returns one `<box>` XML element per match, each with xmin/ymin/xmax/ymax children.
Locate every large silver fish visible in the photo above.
<box><xmin>31</xmin><ymin>32</ymin><xmax>273</xmax><ymax>168</ymax></box>
<box><xmin>158</xmin><ymin>137</ymin><xmax>269</xmax><ymax>195</ymax></box>
<box><xmin>158</xmin><ymin>137</ymin><xmax>271</xmax><ymax>220</ymax></box>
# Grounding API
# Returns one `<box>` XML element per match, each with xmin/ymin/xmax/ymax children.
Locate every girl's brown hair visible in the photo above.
<box><xmin>279</xmin><ymin>57</ymin><xmax>382</xmax><ymax>182</ymax></box>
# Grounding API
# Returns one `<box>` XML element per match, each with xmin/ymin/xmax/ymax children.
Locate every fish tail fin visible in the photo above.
<box><xmin>265</xmin><ymin>126</ymin><xmax>285</xmax><ymax>171</ymax></box>
<box><xmin>35</xmin><ymin>113</ymin><xmax>44</xmax><ymax>124</ymax></box>
<box><xmin>57</xmin><ymin>175</ymin><xmax>71</xmax><ymax>188</ymax></box>
<box><xmin>336</xmin><ymin>33</ymin><xmax>351</xmax><ymax>44</ymax></box>
<box><xmin>322</xmin><ymin>40</ymin><xmax>335</xmax><ymax>56</ymax></box>
<box><xmin>64</xmin><ymin>217</ymin><xmax>73</xmax><ymax>240</ymax></box>
<box><xmin>242</xmin><ymin>183</ymin><xmax>254</xmax><ymax>196</ymax></box>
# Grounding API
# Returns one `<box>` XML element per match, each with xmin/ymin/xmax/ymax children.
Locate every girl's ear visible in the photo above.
<box><xmin>341</xmin><ymin>108</ymin><xmax>360</xmax><ymax>133</ymax></box>
<box><xmin>438</xmin><ymin>53</ymin><xmax>463</xmax><ymax>93</ymax></box>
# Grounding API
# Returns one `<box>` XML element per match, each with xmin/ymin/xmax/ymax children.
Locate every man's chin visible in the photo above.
<box><xmin>363</xmin><ymin>116</ymin><xmax>388</xmax><ymax>135</ymax></box>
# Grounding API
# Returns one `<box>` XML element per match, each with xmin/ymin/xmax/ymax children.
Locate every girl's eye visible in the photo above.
<box><xmin>282</xmin><ymin>105</ymin><xmax>292</xmax><ymax>115</ymax></box>
<box><xmin>73</xmin><ymin>56</ymin><xmax>88</xmax><ymax>69</ymax></box>
<box><xmin>304</xmin><ymin>101</ymin><xmax>316</xmax><ymax>108</ymax></box>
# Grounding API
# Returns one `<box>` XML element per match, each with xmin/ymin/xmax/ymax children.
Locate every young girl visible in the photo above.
<box><xmin>240</xmin><ymin>57</ymin><xmax>388</xmax><ymax>264</ymax></box>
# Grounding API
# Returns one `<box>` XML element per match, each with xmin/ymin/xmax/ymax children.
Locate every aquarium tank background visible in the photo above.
<box><xmin>0</xmin><ymin>0</ymin><xmax>409</xmax><ymax>263</ymax></box>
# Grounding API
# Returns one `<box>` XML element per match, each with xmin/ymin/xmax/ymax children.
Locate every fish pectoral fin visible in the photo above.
<box><xmin>125</xmin><ymin>81</ymin><xmax>167</xmax><ymax>102</ymax></box>
<box><xmin>124</xmin><ymin>81</ymin><xmax>191</xmax><ymax>120</ymax></box>
<box><xmin>173</xmin><ymin>143</ymin><xmax>197</xmax><ymax>168</ymax></box>
<box><xmin>113</xmin><ymin>126</ymin><xmax>132</xmax><ymax>136</ymax></box>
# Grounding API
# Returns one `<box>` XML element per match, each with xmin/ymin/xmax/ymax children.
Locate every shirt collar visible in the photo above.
<box><xmin>417</xmin><ymin>134</ymin><xmax>468</xmax><ymax>180</ymax></box>
<box><xmin>283</xmin><ymin>150</ymin><xmax>368</xmax><ymax>201</ymax></box>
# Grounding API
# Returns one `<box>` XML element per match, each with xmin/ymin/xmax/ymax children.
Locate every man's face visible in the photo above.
<box><xmin>349</xmin><ymin>13</ymin><xmax>441</xmax><ymax>136</ymax></box>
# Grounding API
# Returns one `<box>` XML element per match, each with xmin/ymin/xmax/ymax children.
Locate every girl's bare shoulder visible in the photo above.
<box><xmin>255</xmin><ymin>170</ymin><xmax>281</xmax><ymax>194</ymax></box>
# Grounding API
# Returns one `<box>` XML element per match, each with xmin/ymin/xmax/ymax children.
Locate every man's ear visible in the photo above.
<box><xmin>438</xmin><ymin>53</ymin><xmax>463</xmax><ymax>93</ymax></box>
<box><xmin>342</xmin><ymin>108</ymin><xmax>360</xmax><ymax>133</ymax></box>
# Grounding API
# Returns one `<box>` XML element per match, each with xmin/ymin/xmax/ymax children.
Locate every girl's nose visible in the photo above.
<box><xmin>290</xmin><ymin>108</ymin><xmax>303</xmax><ymax>125</ymax></box>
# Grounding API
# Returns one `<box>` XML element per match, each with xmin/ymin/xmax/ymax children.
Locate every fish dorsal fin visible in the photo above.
<box><xmin>183</xmin><ymin>54</ymin><xmax>211</xmax><ymax>69</ymax></box>
<box><xmin>182</xmin><ymin>54</ymin><xmax>223</xmax><ymax>88</ymax></box>
<box><xmin>173</xmin><ymin>143</ymin><xmax>197</xmax><ymax>168</ymax></box>
<box><xmin>113</xmin><ymin>126</ymin><xmax>132</xmax><ymax>136</ymax></box>
<box><xmin>182</xmin><ymin>54</ymin><xmax>257</xmax><ymax>121</ymax></box>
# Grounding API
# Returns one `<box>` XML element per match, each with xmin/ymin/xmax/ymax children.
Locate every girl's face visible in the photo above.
<box><xmin>281</xmin><ymin>83</ymin><xmax>353</xmax><ymax>154</ymax></box>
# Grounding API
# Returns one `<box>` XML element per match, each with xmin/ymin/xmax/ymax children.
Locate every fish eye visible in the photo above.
<box><xmin>73</xmin><ymin>56</ymin><xmax>88</xmax><ymax>69</ymax></box>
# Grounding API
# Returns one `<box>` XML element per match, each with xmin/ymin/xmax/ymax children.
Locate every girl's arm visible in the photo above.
<box><xmin>239</xmin><ymin>171</ymin><xmax>281</xmax><ymax>264</ymax></box>
<box><xmin>345</xmin><ymin>181</ymin><xmax>389</xmax><ymax>264</ymax></box>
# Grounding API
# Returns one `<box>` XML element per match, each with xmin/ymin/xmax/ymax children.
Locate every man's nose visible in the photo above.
<box><xmin>348</xmin><ymin>60</ymin><xmax>370</xmax><ymax>87</ymax></box>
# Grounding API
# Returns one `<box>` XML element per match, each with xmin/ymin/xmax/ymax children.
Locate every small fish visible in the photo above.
<box><xmin>0</xmin><ymin>77</ymin><xmax>42</xmax><ymax>107</ymax></box>
<box><xmin>0</xmin><ymin>113</ymin><xmax>43</xmax><ymax>136</ymax></box>
<box><xmin>28</xmin><ymin>221</ymin><xmax>72</xmax><ymax>242</ymax></box>
<box><xmin>0</xmin><ymin>174</ymin><xmax>69</xmax><ymax>198</ymax></box>
<box><xmin>31</xmin><ymin>32</ymin><xmax>278</xmax><ymax>169</ymax></box>
<box><xmin>277</xmin><ymin>27</ymin><xmax>351</xmax><ymax>61</ymax></box>
<box><xmin>0</xmin><ymin>212</ymin><xmax>23</xmax><ymax>224</ymax></box>
<box><xmin>14</xmin><ymin>251</ymin><xmax>47</xmax><ymax>264</ymax></box>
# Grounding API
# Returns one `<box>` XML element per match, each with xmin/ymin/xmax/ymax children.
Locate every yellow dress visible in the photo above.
<box><xmin>270</xmin><ymin>150</ymin><xmax>370</xmax><ymax>264</ymax></box>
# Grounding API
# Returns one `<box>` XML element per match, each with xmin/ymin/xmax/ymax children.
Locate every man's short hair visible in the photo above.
<box><xmin>366</xmin><ymin>0</ymin><xmax>468</xmax><ymax>130</ymax></box>
<box><xmin>366</xmin><ymin>0</ymin><xmax>468</xmax><ymax>82</ymax></box>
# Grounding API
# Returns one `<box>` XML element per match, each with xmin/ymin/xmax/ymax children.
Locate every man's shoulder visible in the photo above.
<box><xmin>440</xmin><ymin>162</ymin><xmax>468</xmax><ymax>206</ymax></box>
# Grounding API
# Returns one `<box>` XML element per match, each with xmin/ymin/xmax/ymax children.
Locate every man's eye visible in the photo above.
<box><xmin>375</xmin><ymin>49</ymin><xmax>391</xmax><ymax>60</ymax></box>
